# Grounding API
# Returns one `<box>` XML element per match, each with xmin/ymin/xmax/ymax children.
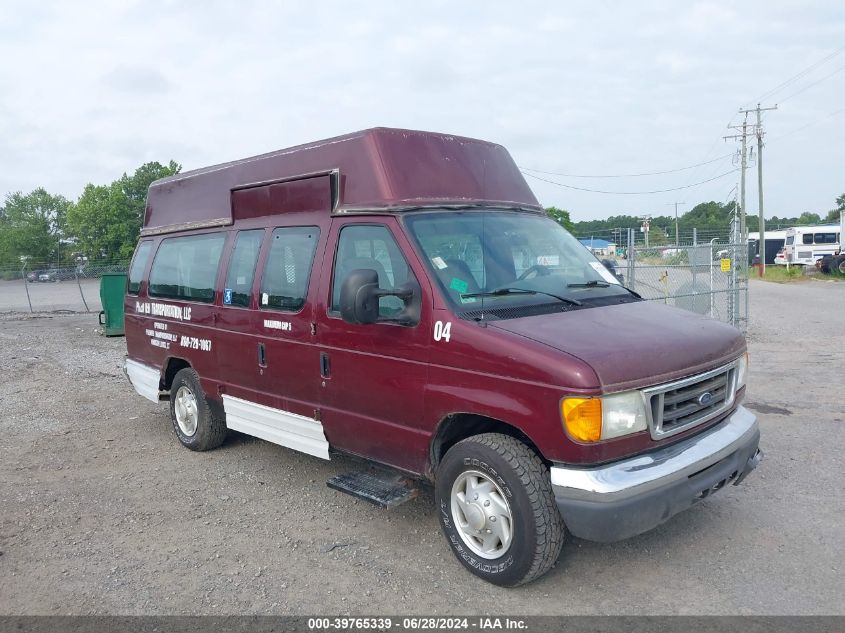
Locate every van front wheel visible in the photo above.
<box><xmin>435</xmin><ymin>433</ymin><xmax>564</xmax><ymax>586</ymax></box>
<box><xmin>169</xmin><ymin>368</ymin><xmax>227</xmax><ymax>451</ymax></box>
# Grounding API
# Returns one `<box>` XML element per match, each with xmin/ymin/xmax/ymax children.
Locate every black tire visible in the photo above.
<box><xmin>435</xmin><ymin>433</ymin><xmax>564</xmax><ymax>586</ymax></box>
<box><xmin>169</xmin><ymin>368</ymin><xmax>227</xmax><ymax>451</ymax></box>
<box><xmin>819</xmin><ymin>257</ymin><xmax>831</xmax><ymax>274</ymax></box>
<box><xmin>837</xmin><ymin>255</ymin><xmax>845</xmax><ymax>275</ymax></box>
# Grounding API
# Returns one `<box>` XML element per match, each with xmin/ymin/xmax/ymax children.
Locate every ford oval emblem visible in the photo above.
<box><xmin>698</xmin><ymin>391</ymin><xmax>714</xmax><ymax>406</ymax></box>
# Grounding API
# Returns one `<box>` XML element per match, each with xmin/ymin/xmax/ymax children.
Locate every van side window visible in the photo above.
<box><xmin>802</xmin><ymin>233</ymin><xmax>814</xmax><ymax>245</ymax></box>
<box><xmin>148</xmin><ymin>233</ymin><xmax>226</xmax><ymax>303</ymax></box>
<box><xmin>331</xmin><ymin>225</ymin><xmax>413</xmax><ymax>316</ymax></box>
<box><xmin>224</xmin><ymin>230</ymin><xmax>264</xmax><ymax>307</ymax></box>
<box><xmin>814</xmin><ymin>232</ymin><xmax>837</xmax><ymax>244</ymax></box>
<box><xmin>128</xmin><ymin>241</ymin><xmax>153</xmax><ymax>295</ymax></box>
<box><xmin>259</xmin><ymin>227</ymin><xmax>320</xmax><ymax>312</ymax></box>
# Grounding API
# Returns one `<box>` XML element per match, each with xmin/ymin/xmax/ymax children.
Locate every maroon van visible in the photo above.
<box><xmin>124</xmin><ymin>128</ymin><xmax>762</xmax><ymax>586</ymax></box>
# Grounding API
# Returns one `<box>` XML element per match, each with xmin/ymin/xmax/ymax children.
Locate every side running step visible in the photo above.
<box><xmin>327</xmin><ymin>469</ymin><xmax>420</xmax><ymax>509</ymax></box>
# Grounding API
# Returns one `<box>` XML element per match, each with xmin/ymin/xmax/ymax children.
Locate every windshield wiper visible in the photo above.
<box><xmin>568</xmin><ymin>279</ymin><xmax>643</xmax><ymax>299</ymax></box>
<box><xmin>462</xmin><ymin>287</ymin><xmax>582</xmax><ymax>306</ymax></box>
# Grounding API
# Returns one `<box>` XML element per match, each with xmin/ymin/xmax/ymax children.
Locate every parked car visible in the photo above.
<box><xmin>774</xmin><ymin>248</ymin><xmax>786</xmax><ymax>265</ymax></box>
<box><xmin>37</xmin><ymin>269</ymin><xmax>59</xmax><ymax>282</ymax></box>
<box><xmin>124</xmin><ymin>127</ymin><xmax>761</xmax><ymax>586</ymax></box>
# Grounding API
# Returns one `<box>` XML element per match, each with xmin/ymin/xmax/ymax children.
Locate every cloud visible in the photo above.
<box><xmin>0</xmin><ymin>0</ymin><xmax>842</xmax><ymax>221</ymax></box>
<box><xmin>100</xmin><ymin>65</ymin><xmax>171</xmax><ymax>94</ymax></box>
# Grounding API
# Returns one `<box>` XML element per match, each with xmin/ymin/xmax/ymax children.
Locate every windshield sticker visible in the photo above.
<box><xmin>450</xmin><ymin>278</ymin><xmax>469</xmax><ymax>294</ymax></box>
<box><xmin>261</xmin><ymin>292</ymin><xmax>269</xmax><ymax>306</ymax></box>
<box><xmin>537</xmin><ymin>255</ymin><xmax>559</xmax><ymax>266</ymax></box>
<box><xmin>589</xmin><ymin>261</ymin><xmax>621</xmax><ymax>284</ymax></box>
<box><xmin>460</xmin><ymin>296</ymin><xmax>478</xmax><ymax>304</ymax></box>
<box><xmin>432</xmin><ymin>256</ymin><xmax>447</xmax><ymax>270</ymax></box>
<box><xmin>223</xmin><ymin>288</ymin><xmax>233</xmax><ymax>305</ymax></box>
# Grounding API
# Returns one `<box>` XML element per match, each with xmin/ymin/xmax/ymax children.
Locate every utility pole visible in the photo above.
<box><xmin>666</xmin><ymin>202</ymin><xmax>686</xmax><ymax>246</ymax></box>
<box><xmin>640</xmin><ymin>215</ymin><xmax>651</xmax><ymax>247</ymax></box>
<box><xmin>739</xmin><ymin>103</ymin><xmax>777</xmax><ymax>274</ymax></box>
<box><xmin>725</xmin><ymin>118</ymin><xmax>750</xmax><ymax>246</ymax></box>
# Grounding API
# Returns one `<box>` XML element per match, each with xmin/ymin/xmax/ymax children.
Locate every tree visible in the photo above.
<box><xmin>66</xmin><ymin>161</ymin><xmax>180</xmax><ymax>260</ymax></box>
<box><xmin>823</xmin><ymin>194</ymin><xmax>845</xmax><ymax>223</ymax></box>
<box><xmin>545</xmin><ymin>207</ymin><xmax>574</xmax><ymax>232</ymax></box>
<box><xmin>0</xmin><ymin>188</ymin><xmax>70</xmax><ymax>267</ymax></box>
<box><xmin>796</xmin><ymin>212</ymin><xmax>821</xmax><ymax>225</ymax></box>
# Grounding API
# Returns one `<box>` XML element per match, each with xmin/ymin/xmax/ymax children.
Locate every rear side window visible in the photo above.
<box><xmin>802</xmin><ymin>233</ymin><xmax>813</xmax><ymax>245</ymax></box>
<box><xmin>128</xmin><ymin>241</ymin><xmax>153</xmax><ymax>295</ymax></box>
<box><xmin>814</xmin><ymin>232</ymin><xmax>837</xmax><ymax>244</ymax></box>
<box><xmin>259</xmin><ymin>227</ymin><xmax>320</xmax><ymax>312</ymax></box>
<box><xmin>149</xmin><ymin>233</ymin><xmax>226</xmax><ymax>303</ymax></box>
<box><xmin>786</xmin><ymin>235</ymin><xmax>794</xmax><ymax>245</ymax></box>
<box><xmin>224</xmin><ymin>230</ymin><xmax>264</xmax><ymax>307</ymax></box>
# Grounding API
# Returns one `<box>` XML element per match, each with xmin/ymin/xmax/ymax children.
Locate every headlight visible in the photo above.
<box><xmin>561</xmin><ymin>391</ymin><xmax>648</xmax><ymax>443</ymax></box>
<box><xmin>736</xmin><ymin>353</ymin><xmax>748</xmax><ymax>390</ymax></box>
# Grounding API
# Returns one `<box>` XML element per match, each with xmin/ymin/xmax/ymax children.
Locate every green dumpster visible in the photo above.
<box><xmin>99</xmin><ymin>273</ymin><xmax>127</xmax><ymax>336</ymax></box>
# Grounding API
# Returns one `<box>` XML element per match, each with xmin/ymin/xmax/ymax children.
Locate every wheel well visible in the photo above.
<box><xmin>162</xmin><ymin>357</ymin><xmax>191</xmax><ymax>392</ymax></box>
<box><xmin>429</xmin><ymin>414</ymin><xmax>547</xmax><ymax>475</ymax></box>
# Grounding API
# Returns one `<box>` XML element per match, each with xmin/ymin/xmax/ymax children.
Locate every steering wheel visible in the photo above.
<box><xmin>517</xmin><ymin>264</ymin><xmax>551</xmax><ymax>280</ymax></box>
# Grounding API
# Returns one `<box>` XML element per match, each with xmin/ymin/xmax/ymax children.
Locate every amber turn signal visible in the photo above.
<box><xmin>561</xmin><ymin>398</ymin><xmax>602</xmax><ymax>442</ymax></box>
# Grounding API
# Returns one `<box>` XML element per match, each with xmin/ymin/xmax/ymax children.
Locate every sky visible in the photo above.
<box><xmin>1</xmin><ymin>0</ymin><xmax>843</xmax><ymax>222</ymax></box>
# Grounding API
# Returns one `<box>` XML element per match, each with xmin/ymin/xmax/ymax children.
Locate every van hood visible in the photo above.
<box><xmin>488</xmin><ymin>301</ymin><xmax>746</xmax><ymax>392</ymax></box>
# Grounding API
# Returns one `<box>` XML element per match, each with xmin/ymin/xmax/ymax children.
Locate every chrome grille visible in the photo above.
<box><xmin>644</xmin><ymin>363</ymin><xmax>738</xmax><ymax>439</ymax></box>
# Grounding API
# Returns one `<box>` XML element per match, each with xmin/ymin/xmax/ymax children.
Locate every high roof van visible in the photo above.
<box><xmin>124</xmin><ymin>128</ymin><xmax>762</xmax><ymax>586</ymax></box>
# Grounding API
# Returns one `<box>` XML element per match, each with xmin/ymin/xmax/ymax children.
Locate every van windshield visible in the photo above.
<box><xmin>405</xmin><ymin>211</ymin><xmax>630</xmax><ymax>314</ymax></box>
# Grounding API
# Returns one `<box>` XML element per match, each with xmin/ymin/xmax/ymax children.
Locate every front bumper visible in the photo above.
<box><xmin>550</xmin><ymin>405</ymin><xmax>762</xmax><ymax>542</ymax></box>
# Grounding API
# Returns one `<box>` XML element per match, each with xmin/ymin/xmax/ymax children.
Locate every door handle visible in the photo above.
<box><xmin>258</xmin><ymin>342</ymin><xmax>266</xmax><ymax>367</ymax></box>
<box><xmin>320</xmin><ymin>352</ymin><xmax>330</xmax><ymax>378</ymax></box>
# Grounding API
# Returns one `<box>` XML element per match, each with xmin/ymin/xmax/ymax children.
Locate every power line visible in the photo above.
<box><xmin>750</xmin><ymin>44</ymin><xmax>845</xmax><ymax>105</ymax></box>
<box><xmin>521</xmin><ymin>168</ymin><xmax>737</xmax><ymax>195</ymax></box>
<box><xmin>770</xmin><ymin>106</ymin><xmax>845</xmax><ymax>141</ymax></box>
<box><xmin>777</xmin><ymin>65</ymin><xmax>845</xmax><ymax>104</ymax></box>
<box><xmin>518</xmin><ymin>152</ymin><xmax>733</xmax><ymax>178</ymax></box>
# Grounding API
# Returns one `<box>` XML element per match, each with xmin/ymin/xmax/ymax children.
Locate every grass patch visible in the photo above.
<box><xmin>756</xmin><ymin>265</ymin><xmax>807</xmax><ymax>283</ymax></box>
<box><xmin>821</xmin><ymin>267</ymin><xmax>845</xmax><ymax>282</ymax></box>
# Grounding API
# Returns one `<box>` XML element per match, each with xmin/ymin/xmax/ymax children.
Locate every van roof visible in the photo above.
<box><xmin>142</xmin><ymin>127</ymin><xmax>542</xmax><ymax>236</ymax></box>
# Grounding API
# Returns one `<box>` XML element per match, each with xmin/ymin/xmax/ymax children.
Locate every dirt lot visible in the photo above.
<box><xmin>0</xmin><ymin>279</ymin><xmax>843</xmax><ymax>615</ymax></box>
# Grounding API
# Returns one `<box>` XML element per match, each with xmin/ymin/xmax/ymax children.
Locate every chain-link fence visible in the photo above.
<box><xmin>0</xmin><ymin>260</ymin><xmax>129</xmax><ymax>313</ymax></box>
<box><xmin>582</xmin><ymin>225</ymin><xmax>749</xmax><ymax>332</ymax></box>
<box><xmin>2</xmin><ymin>224</ymin><xmax>752</xmax><ymax>330</ymax></box>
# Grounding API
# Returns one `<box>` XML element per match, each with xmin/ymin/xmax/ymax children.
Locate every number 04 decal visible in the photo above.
<box><xmin>433</xmin><ymin>320</ymin><xmax>452</xmax><ymax>342</ymax></box>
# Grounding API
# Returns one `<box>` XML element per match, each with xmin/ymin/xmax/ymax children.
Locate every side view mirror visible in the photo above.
<box><xmin>339</xmin><ymin>269</ymin><xmax>420</xmax><ymax>326</ymax></box>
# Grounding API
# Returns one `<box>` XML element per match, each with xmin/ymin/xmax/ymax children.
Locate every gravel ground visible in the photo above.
<box><xmin>0</xmin><ymin>278</ymin><xmax>843</xmax><ymax>615</ymax></box>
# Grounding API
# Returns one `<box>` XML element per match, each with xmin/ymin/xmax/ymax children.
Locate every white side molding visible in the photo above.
<box><xmin>125</xmin><ymin>358</ymin><xmax>161</xmax><ymax>403</ymax></box>
<box><xmin>222</xmin><ymin>395</ymin><xmax>330</xmax><ymax>460</ymax></box>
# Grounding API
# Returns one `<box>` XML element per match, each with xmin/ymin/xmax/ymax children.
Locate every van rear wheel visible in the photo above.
<box><xmin>169</xmin><ymin>368</ymin><xmax>227</xmax><ymax>451</ymax></box>
<box><xmin>435</xmin><ymin>433</ymin><xmax>564</xmax><ymax>586</ymax></box>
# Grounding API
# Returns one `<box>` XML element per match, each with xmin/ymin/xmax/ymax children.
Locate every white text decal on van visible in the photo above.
<box><xmin>433</xmin><ymin>320</ymin><xmax>452</xmax><ymax>342</ymax></box>
<box><xmin>264</xmin><ymin>319</ymin><xmax>292</xmax><ymax>331</ymax></box>
<box><xmin>135</xmin><ymin>301</ymin><xmax>192</xmax><ymax>321</ymax></box>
